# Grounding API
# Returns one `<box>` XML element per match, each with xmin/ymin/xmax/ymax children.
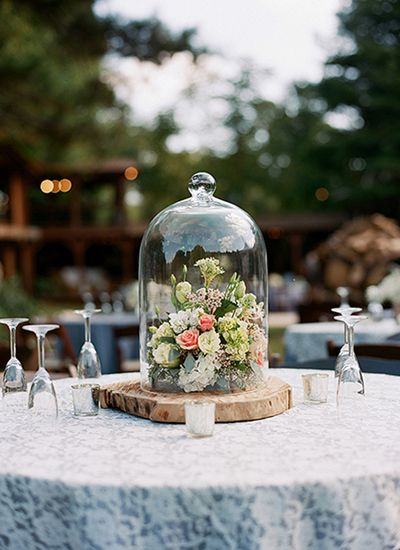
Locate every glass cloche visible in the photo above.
<box><xmin>139</xmin><ymin>172</ymin><xmax>268</xmax><ymax>393</ymax></box>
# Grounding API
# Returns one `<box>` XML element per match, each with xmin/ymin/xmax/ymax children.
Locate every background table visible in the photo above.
<box><xmin>284</xmin><ymin>318</ymin><xmax>400</xmax><ymax>362</ymax></box>
<box><xmin>1</xmin><ymin>370</ymin><xmax>399</xmax><ymax>549</ymax></box>
<box><xmin>58</xmin><ymin>312</ymin><xmax>139</xmax><ymax>373</ymax></box>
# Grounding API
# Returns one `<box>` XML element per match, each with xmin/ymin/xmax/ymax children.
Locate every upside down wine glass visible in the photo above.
<box><xmin>23</xmin><ymin>324</ymin><xmax>59</xmax><ymax>417</ymax></box>
<box><xmin>75</xmin><ymin>309</ymin><xmax>102</xmax><ymax>379</ymax></box>
<box><xmin>0</xmin><ymin>318</ymin><xmax>29</xmax><ymax>395</ymax></box>
<box><xmin>331</xmin><ymin>307</ymin><xmax>362</xmax><ymax>378</ymax></box>
<box><xmin>336</xmin><ymin>315</ymin><xmax>368</xmax><ymax>408</ymax></box>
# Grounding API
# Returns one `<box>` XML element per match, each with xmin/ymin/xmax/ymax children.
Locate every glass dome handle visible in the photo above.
<box><xmin>188</xmin><ymin>172</ymin><xmax>216</xmax><ymax>204</ymax></box>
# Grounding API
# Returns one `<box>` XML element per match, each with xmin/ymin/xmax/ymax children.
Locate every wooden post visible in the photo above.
<box><xmin>115</xmin><ymin>178</ymin><xmax>127</xmax><ymax>226</ymax></box>
<box><xmin>9</xmin><ymin>173</ymin><xmax>27</xmax><ymax>226</ymax></box>
<box><xmin>2</xmin><ymin>244</ymin><xmax>17</xmax><ymax>278</ymax></box>
<box><xmin>70</xmin><ymin>178</ymin><xmax>82</xmax><ymax>227</ymax></box>
<box><xmin>289</xmin><ymin>234</ymin><xmax>304</xmax><ymax>275</ymax></box>
<box><xmin>121</xmin><ymin>240</ymin><xmax>134</xmax><ymax>282</ymax></box>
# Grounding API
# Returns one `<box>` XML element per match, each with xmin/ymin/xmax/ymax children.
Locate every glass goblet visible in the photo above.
<box><xmin>75</xmin><ymin>309</ymin><xmax>102</xmax><ymax>379</ymax></box>
<box><xmin>331</xmin><ymin>308</ymin><xmax>362</xmax><ymax>378</ymax></box>
<box><xmin>0</xmin><ymin>318</ymin><xmax>29</xmax><ymax>395</ymax></box>
<box><xmin>23</xmin><ymin>324</ymin><xmax>59</xmax><ymax>417</ymax></box>
<box><xmin>336</xmin><ymin>315</ymin><xmax>368</xmax><ymax>408</ymax></box>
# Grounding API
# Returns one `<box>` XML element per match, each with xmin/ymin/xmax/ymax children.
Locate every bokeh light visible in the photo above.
<box><xmin>124</xmin><ymin>166</ymin><xmax>139</xmax><ymax>180</ymax></box>
<box><xmin>60</xmin><ymin>178</ymin><xmax>72</xmax><ymax>192</ymax></box>
<box><xmin>52</xmin><ymin>180</ymin><xmax>60</xmax><ymax>193</ymax></box>
<box><xmin>40</xmin><ymin>179</ymin><xmax>54</xmax><ymax>193</ymax></box>
<box><xmin>315</xmin><ymin>187</ymin><xmax>329</xmax><ymax>201</ymax></box>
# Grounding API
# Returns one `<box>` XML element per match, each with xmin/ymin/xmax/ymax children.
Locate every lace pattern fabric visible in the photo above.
<box><xmin>0</xmin><ymin>370</ymin><xmax>399</xmax><ymax>549</ymax></box>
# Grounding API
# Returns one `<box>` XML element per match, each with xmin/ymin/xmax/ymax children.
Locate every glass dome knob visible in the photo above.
<box><xmin>188</xmin><ymin>172</ymin><xmax>216</xmax><ymax>203</ymax></box>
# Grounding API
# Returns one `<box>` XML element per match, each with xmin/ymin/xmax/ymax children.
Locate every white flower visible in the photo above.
<box><xmin>240</xmin><ymin>293</ymin><xmax>257</xmax><ymax>309</ymax></box>
<box><xmin>178</xmin><ymin>354</ymin><xmax>220</xmax><ymax>392</ymax></box>
<box><xmin>148</xmin><ymin>322</ymin><xmax>174</xmax><ymax>348</ymax></box>
<box><xmin>198</xmin><ymin>329</ymin><xmax>221</xmax><ymax>355</ymax></box>
<box><xmin>175</xmin><ymin>281</ymin><xmax>192</xmax><ymax>303</ymax></box>
<box><xmin>152</xmin><ymin>343</ymin><xmax>180</xmax><ymax>367</ymax></box>
<box><xmin>169</xmin><ymin>309</ymin><xmax>202</xmax><ymax>334</ymax></box>
<box><xmin>195</xmin><ymin>258</ymin><xmax>224</xmax><ymax>287</ymax></box>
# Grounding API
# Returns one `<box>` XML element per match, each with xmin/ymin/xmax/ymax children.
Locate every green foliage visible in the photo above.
<box><xmin>0</xmin><ymin>277</ymin><xmax>36</xmax><ymax>318</ymax></box>
<box><xmin>0</xmin><ymin>0</ymin><xmax>202</xmax><ymax>166</ymax></box>
<box><xmin>295</xmin><ymin>0</ymin><xmax>400</xmax><ymax>214</ymax></box>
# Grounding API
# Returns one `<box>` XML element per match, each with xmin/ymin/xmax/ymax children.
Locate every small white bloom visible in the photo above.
<box><xmin>198</xmin><ymin>329</ymin><xmax>221</xmax><ymax>355</ymax></box>
<box><xmin>178</xmin><ymin>354</ymin><xmax>219</xmax><ymax>392</ymax></box>
<box><xmin>169</xmin><ymin>309</ymin><xmax>201</xmax><ymax>333</ymax></box>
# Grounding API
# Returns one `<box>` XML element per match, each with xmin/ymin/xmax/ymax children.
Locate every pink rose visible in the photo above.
<box><xmin>176</xmin><ymin>329</ymin><xmax>199</xmax><ymax>350</ymax></box>
<box><xmin>257</xmin><ymin>352</ymin><xmax>264</xmax><ymax>367</ymax></box>
<box><xmin>199</xmin><ymin>314</ymin><xmax>215</xmax><ymax>332</ymax></box>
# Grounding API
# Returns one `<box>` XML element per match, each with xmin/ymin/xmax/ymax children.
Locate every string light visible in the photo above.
<box><xmin>124</xmin><ymin>166</ymin><xmax>139</xmax><ymax>180</ymax></box>
<box><xmin>315</xmin><ymin>187</ymin><xmax>329</xmax><ymax>201</ymax></box>
<box><xmin>52</xmin><ymin>180</ymin><xmax>60</xmax><ymax>193</ymax></box>
<box><xmin>60</xmin><ymin>178</ymin><xmax>72</xmax><ymax>192</ymax></box>
<box><xmin>40</xmin><ymin>179</ymin><xmax>53</xmax><ymax>193</ymax></box>
<box><xmin>40</xmin><ymin>178</ymin><xmax>73</xmax><ymax>193</ymax></box>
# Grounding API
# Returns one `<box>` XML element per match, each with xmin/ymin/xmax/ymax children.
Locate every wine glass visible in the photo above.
<box><xmin>0</xmin><ymin>318</ymin><xmax>29</xmax><ymax>396</ymax></box>
<box><xmin>336</xmin><ymin>315</ymin><xmax>368</xmax><ymax>408</ymax></box>
<box><xmin>331</xmin><ymin>307</ymin><xmax>362</xmax><ymax>378</ymax></box>
<box><xmin>23</xmin><ymin>324</ymin><xmax>59</xmax><ymax>417</ymax></box>
<box><xmin>75</xmin><ymin>309</ymin><xmax>102</xmax><ymax>379</ymax></box>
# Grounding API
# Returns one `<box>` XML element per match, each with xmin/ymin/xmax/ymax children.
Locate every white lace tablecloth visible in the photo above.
<box><xmin>284</xmin><ymin>319</ymin><xmax>400</xmax><ymax>362</ymax></box>
<box><xmin>1</xmin><ymin>370</ymin><xmax>400</xmax><ymax>550</ymax></box>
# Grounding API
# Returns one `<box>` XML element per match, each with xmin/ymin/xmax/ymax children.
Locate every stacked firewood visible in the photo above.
<box><xmin>304</xmin><ymin>214</ymin><xmax>400</xmax><ymax>302</ymax></box>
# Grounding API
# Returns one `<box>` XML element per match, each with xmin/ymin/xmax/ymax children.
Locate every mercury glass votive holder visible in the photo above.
<box><xmin>71</xmin><ymin>383</ymin><xmax>100</xmax><ymax>416</ymax></box>
<box><xmin>302</xmin><ymin>373</ymin><xmax>329</xmax><ymax>404</ymax></box>
<box><xmin>184</xmin><ymin>400</ymin><xmax>215</xmax><ymax>438</ymax></box>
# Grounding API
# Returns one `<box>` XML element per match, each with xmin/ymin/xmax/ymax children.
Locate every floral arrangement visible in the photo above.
<box><xmin>147</xmin><ymin>258</ymin><xmax>267</xmax><ymax>392</ymax></box>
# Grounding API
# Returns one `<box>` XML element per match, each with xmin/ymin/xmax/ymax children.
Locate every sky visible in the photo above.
<box><xmin>96</xmin><ymin>0</ymin><xmax>345</xmax><ymax>148</ymax></box>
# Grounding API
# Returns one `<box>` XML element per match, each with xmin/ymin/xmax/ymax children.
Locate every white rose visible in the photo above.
<box><xmin>153</xmin><ymin>343</ymin><xmax>180</xmax><ymax>367</ymax></box>
<box><xmin>198</xmin><ymin>329</ymin><xmax>221</xmax><ymax>355</ymax></box>
<box><xmin>175</xmin><ymin>281</ymin><xmax>192</xmax><ymax>303</ymax></box>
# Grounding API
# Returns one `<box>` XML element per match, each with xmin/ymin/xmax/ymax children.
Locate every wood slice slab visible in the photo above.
<box><xmin>99</xmin><ymin>376</ymin><xmax>292</xmax><ymax>423</ymax></box>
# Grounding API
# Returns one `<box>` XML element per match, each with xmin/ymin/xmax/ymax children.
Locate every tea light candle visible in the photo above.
<box><xmin>71</xmin><ymin>383</ymin><xmax>100</xmax><ymax>416</ymax></box>
<box><xmin>184</xmin><ymin>400</ymin><xmax>215</xmax><ymax>437</ymax></box>
<box><xmin>302</xmin><ymin>373</ymin><xmax>329</xmax><ymax>404</ymax></box>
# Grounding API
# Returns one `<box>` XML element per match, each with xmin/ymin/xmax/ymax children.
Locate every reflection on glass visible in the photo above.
<box><xmin>331</xmin><ymin>307</ymin><xmax>362</xmax><ymax>378</ymax></box>
<box><xmin>0</xmin><ymin>318</ymin><xmax>29</xmax><ymax>395</ymax></box>
<box><xmin>23</xmin><ymin>324</ymin><xmax>59</xmax><ymax>418</ymax></box>
<box><xmin>336</xmin><ymin>315</ymin><xmax>368</xmax><ymax>408</ymax></box>
<box><xmin>75</xmin><ymin>309</ymin><xmax>102</xmax><ymax>379</ymax></box>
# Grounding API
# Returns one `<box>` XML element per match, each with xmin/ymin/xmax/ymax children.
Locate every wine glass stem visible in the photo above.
<box><xmin>37</xmin><ymin>334</ymin><xmax>45</xmax><ymax>370</ymax></box>
<box><xmin>347</xmin><ymin>325</ymin><xmax>355</xmax><ymax>357</ymax></box>
<box><xmin>85</xmin><ymin>316</ymin><xmax>91</xmax><ymax>343</ymax></box>
<box><xmin>9</xmin><ymin>326</ymin><xmax>16</xmax><ymax>358</ymax></box>
<box><xmin>344</xmin><ymin>324</ymin><xmax>348</xmax><ymax>345</ymax></box>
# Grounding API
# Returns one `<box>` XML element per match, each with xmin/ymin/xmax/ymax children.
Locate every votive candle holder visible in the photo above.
<box><xmin>302</xmin><ymin>373</ymin><xmax>329</xmax><ymax>404</ymax></box>
<box><xmin>184</xmin><ymin>400</ymin><xmax>215</xmax><ymax>437</ymax></box>
<box><xmin>71</xmin><ymin>383</ymin><xmax>100</xmax><ymax>416</ymax></box>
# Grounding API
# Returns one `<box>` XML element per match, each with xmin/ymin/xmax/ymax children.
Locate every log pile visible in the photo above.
<box><xmin>304</xmin><ymin>214</ymin><xmax>400</xmax><ymax>302</ymax></box>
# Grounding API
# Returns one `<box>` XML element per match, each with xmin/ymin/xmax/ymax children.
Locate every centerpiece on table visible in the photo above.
<box><xmin>100</xmin><ymin>172</ymin><xmax>292</xmax><ymax>422</ymax></box>
<box><xmin>139</xmin><ymin>171</ymin><xmax>268</xmax><ymax>393</ymax></box>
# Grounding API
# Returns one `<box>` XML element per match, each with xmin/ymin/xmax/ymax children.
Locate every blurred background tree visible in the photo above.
<box><xmin>292</xmin><ymin>0</ymin><xmax>400</xmax><ymax>216</ymax></box>
<box><xmin>1</xmin><ymin>0</ymin><xmax>399</xmax><ymax>220</ymax></box>
<box><xmin>0</xmin><ymin>0</ymin><xmax>202</xmax><ymax>164</ymax></box>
